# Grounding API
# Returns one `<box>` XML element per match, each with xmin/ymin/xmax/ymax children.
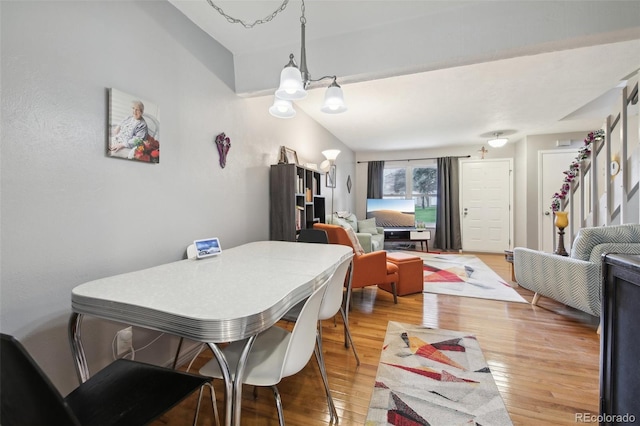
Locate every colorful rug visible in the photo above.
<box><xmin>409</xmin><ymin>252</ymin><xmax>526</xmax><ymax>303</ymax></box>
<box><xmin>366</xmin><ymin>321</ymin><xmax>512</xmax><ymax>426</ymax></box>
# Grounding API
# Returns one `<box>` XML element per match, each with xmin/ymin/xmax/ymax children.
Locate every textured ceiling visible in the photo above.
<box><xmin>169</xmin><ymin>0</ymin><xmax>640</xmax><ymax>152</ymax></box>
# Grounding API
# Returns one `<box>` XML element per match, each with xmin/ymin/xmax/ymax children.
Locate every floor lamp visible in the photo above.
<box><xmin>321</xmin><ymin>150</ymin><xmax>340</xmax><ymax>219</ymax></box>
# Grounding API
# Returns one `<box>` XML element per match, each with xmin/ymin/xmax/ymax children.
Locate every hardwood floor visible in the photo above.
<box><xmin>153</xmin><ymin>252</ymin><xmax>600</xmax><ymax>425</ymax></box>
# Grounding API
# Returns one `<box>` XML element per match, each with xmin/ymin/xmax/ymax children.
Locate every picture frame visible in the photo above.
<box><xmin>108</xmin><ymin>88</ymin><xmax>160</xmax><ymax>164</ymax></box>
<box><xmin>326</xmin><ymin>164</ymin><xmax>336</xmax><ymax>188</ymax></box>
<box><xmin>284</xmin><ymin>147</ymin><xmax>299</xmax><ymax>165</ymax></box>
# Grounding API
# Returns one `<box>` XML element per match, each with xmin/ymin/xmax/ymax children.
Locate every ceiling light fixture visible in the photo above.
<box><xmin>488</xmin><ymin>132</ymin><xmax>508</xmax><ymax>148</ymax></box>
<box><xmin>269</xmin><ymin>0</ymin><xmax>347</xmax><ymax>118</ymax></box>
<box><xmin>268</xmin><ymin>98</ymin><xmax>296</xmax><ymax>119</ymax></box>
<box><xmin>205</xmin><ymin>0</ymin><xmax>347</xmax><ymax>119</ymax></box>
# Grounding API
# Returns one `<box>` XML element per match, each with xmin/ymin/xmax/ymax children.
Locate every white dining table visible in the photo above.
<box><xmin>68</xmin><ymin>240</ymin><xmax>353</xmax><ymax>426</ymax></box>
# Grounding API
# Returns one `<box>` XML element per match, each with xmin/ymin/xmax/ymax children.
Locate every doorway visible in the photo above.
<box><xmin>460</xmin><ymin>158</ymin><xmax>513</xmax><ymax>253</ymax></box>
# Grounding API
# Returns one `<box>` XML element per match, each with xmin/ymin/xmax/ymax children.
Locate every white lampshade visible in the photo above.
<box><xmin>488</xmin><ymin>133</ymin><xmax>508</xmax><ymax>148</ymax></box>
<box><xmin>275</xmin><ymin>66</ymin><xmax>307</xmax><ymax>100</ymax></box>
<box><xmin>322</xmin><ymin>149</ymin><xmax>341</xmax><ymax>162</ymax></box>
<box><xmin>269</xmin><ymin>98</ymin><xmax>296</xmax><ymax>119</ymax></box>
<box><xmin>320</xmin><ymin>159</ymin><xmax>331</xmax><ymax>172</ymax></box>
<box><xmin>320</xmin><ymin>84</ymin><xmax>347</xmax><ymax>114</ymax></box>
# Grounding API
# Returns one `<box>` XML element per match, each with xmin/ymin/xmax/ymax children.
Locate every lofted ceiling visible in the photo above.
<box><xmin>168</xmin><ymin>0</ymin><xmax>640</xmax><ymax>152</ymax></box>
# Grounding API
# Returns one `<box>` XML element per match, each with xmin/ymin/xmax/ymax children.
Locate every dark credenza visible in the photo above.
<box><xmin>600</xmin><ymin>254</ymin><xmax>640</xmax><ymax>425</ymax></box>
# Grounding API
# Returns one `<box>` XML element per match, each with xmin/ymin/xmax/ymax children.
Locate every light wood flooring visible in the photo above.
<box><xmin>153</xmin><ymin>252</ymin><xmax>600</xmax><ymax>426</ymax></box>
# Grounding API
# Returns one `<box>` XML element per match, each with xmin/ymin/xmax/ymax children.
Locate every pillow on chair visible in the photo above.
<box><xmin>358</xmin><ymin>218</ymin><xmax>379</xmax><ymax>235</ymax></box>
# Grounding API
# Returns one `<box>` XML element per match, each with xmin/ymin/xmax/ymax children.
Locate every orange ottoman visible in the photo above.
<box><xmin>378</xmin><ymin>252</ymin><xmax>424</xmax><ymax>297</ymax></box>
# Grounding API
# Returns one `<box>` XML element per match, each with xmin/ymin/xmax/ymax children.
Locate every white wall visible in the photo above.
<box><xmin>0</xmin><ymin>0</ymin><xmax>353</xmax><ymax>394</ymax></box>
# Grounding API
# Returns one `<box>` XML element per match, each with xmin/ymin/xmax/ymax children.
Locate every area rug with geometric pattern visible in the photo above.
<box><xmin>408</xmin><ymin>252</ymin><xmax>527</xmax><ymax>303</ymax></box>
<box><xmin>366</xmin><ymin>321</ymin><xmax>513</xmax><ymax>426</ymax></box>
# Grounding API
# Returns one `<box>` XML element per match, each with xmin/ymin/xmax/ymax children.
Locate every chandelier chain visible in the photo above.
<box><xmin>205</xmin><ymin>0</ymin><xmax>290</xmax><ymax>29</ymax></box>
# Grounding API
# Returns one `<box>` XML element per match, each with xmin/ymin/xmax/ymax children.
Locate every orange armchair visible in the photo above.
<box><xmin>314</xmin><ymin>224</ymin><xmax>399</xmax><ymax>303</ymax></box>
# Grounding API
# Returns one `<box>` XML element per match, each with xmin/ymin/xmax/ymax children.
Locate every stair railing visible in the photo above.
<box><xmin>551</xmin><ymin>73</ymin><xmax>639</xmax><ymax>249</ymax></box>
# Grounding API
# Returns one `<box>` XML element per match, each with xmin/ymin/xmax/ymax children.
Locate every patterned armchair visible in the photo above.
<box><xmin>514</xmin><ymin>223</ymin><xmax>640</xmax><ymax>317</ymax></box>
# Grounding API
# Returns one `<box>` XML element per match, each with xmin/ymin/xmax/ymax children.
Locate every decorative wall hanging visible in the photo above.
<box><xmin>107</xmin><ymin>88</ymin><xmax>160</xmax><ymax>164</ymax></box>
<box><xmin>215</xmin><ymin>132</ymin><xmax>231</xmax><ymax>168</ymax></box>
<box><xmin>346</xmin><ymin>175</ymin><xmax>352</xmax><ymax>193</ymax></box>
<box><xmin>478</xmin><ymin>146</ymin><xmax>488</xmax><ymax>159</ymax></box>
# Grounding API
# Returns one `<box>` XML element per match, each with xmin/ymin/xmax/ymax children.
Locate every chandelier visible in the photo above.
<box><xmin>269</xmin><ymin>1</ymin><xmax>347</xmax><ymax>118</ymax></box>
<box><xmin>205</xmin><ymin>0</ymin><xmax>347</xmax><ymax>119</ymax></box>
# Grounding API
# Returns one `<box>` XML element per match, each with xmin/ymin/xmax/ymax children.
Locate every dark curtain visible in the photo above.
<box><xmin>367</xmin><ymin>161</ymin><xmax>385</xmax><ymax>199</ymax></box>
<box><xmin>434</xmin><ymin>157</ymin><xmax>462</xmax><ymax>250</ymax></box>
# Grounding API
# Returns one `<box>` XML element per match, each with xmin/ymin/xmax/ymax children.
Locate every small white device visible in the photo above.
<box><xmin>194</xmin><ymin>237</ymin><xmax>222</xmax><ymax>259</ymax></box>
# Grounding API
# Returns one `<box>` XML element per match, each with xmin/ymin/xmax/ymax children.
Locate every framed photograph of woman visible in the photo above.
<box><xmin>108</xmin><ymin>88</ymin><xmax>160</xmax><ymax>163</ymax></box>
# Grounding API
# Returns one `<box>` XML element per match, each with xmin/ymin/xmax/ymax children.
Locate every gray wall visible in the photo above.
<box><xmin>1</xmin><ymin>0</ymin><xmax>353</xmax><ymax>394</ymax></box>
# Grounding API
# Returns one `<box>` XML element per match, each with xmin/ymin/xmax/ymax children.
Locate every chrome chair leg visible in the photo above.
<box><xmin>270</xmin><ymin>385</ymin><xmax>285</xmax><ymax>426</ymax></box>
<box><xmin>339</xmin><ymin>307</ymin><xmax>360</xmax><ymax>365</ymax></box>
<box><xmin>343</xmin><ymin>262</ymin><xmax>356</xmax><ymax>351</ymax></box>
<box><xmin>193</xmin><ymin>382</ymin><xmax>220</xmax><ymax>426</ymax></box>
<box><xmin>315</xmin><ymin>326</ymin><xmax>339</xmax><ymax>423</ymax></box>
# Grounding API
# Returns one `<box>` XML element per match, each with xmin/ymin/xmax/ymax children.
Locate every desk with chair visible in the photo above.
<box><xmin>69</xmin><ymin>241</ymin><xmax>353</xmax><ymax>426</ymax></box>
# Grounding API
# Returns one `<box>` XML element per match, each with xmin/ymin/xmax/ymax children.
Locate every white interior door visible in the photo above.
<box><xmin>460</xmin><ymin>159</ymin><xmax>513</xmax><ymax>253</ymax></box>
<box><xmin>539</xmin><ymin>149</ymin><xmax>579</xmax><ymax>252</ymax></box>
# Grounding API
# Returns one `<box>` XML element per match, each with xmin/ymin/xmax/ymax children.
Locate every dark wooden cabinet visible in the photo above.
<box><xmin>269</xmin><ymin>163</ymin><xmax>325</xmax><ymax>242</ymax></box>
<box><xmin>600</xmin><ymin>254</ymin><xmax>640</xmax><ymax>425</ymax></box>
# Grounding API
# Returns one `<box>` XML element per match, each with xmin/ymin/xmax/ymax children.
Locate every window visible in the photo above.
<box><xmin>383</xmin><ymin>167</ymin><xmax>406</xmax><ymax>198</ymax></box>
<box><xmin>383</xmin><ymin>161</ymin><xmax>437</xmax><ymax>226</ymax></box>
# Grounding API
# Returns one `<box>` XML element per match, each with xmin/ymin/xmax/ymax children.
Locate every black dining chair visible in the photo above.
<box><xmin>297</xmin><ymin>228</ymin><xmax>329</xmax><ymax>244</ymax></box>
<box><xmin>0</xmin><ymin>333</ymin><xmax>217</xmax><ymax>426</ymax></box>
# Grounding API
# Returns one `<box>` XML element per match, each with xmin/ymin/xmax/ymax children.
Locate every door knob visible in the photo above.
<box><xmin>544</xmin><ymin>211</ymin><xmax>550</xmax><ymax>216</ymax></box>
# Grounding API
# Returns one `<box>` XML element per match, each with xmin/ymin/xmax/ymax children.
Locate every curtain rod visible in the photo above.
<box><xmin>356</xmin><ymin>155</ymin><xmax>470</xmax><ymax>164</ymax></box>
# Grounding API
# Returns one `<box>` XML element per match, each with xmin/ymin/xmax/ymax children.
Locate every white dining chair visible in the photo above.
<box><xmin>294</xmin><ymin>234</ymin><xmax>360</xmax><ymax>364</ymax></box>
<box><xmin>198</xmin><ymin>279</ymin><xmax>329</xmax><ymax>426</ymax></box>
<box><xmin>281</xmin><ymin>256</ymin><xmax>357</xmax><ymax>423</ymax></box>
